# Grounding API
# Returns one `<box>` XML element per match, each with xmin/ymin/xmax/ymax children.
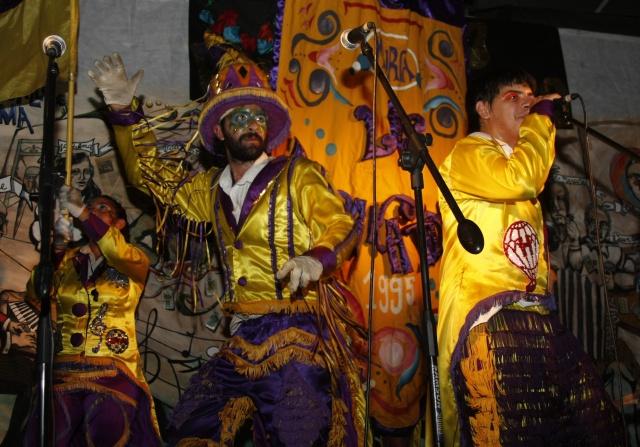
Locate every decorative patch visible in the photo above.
<box><xmin>104</xmin><ymin>267</ymin><xmax>130</xmax><ymax>289</ymax></box>
<box><xmin>89</xmin><ymin>303</ymin><xmax>108</xmax><ymax>353</ymax></box>
<box><xmin>105</xmin><ymin>328</ymin><xmax>129</xmax><ymax>354</ymax></box>
<box><xmin>503</xmin><ymin>221</ymin><xmax>539</xmax><ymax>292</ymax></box>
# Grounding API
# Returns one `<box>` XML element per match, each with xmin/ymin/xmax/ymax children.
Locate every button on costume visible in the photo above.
<box><xmin>99</xmin><ymin>37</ymin><xmax>366</xmax><ymax>446</ymax></box>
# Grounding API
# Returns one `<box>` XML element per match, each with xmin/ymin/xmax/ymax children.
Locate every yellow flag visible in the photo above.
<box><xmin>0</xmin><ymin>0</ymin><xmax>72</xmax><ymax>102</ymax></box>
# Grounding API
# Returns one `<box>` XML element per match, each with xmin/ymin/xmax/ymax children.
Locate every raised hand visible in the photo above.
<box><xmin>88</xmin><ymin>53</ymin><xmax>144</xmax><ymax>106</ymax></box>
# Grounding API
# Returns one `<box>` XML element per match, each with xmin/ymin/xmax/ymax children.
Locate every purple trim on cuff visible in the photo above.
<box><xmin>304</xmin><ymin>246</ymin><xmax>337</xmax><ymax>274</ymax></box>
<box><xmin>80</xmin><ymin>214</ymin><xmax>110</xmax><ymax>242</ymax></box>
<box><xmin>105</xmin><ymin>101</ymin><xmax>144</xmax><ymax>126</ymax></box>
<box><xmin>530</xmin><ymin>100</ymin><xmax>554</xmax><ymax>119</ymax></box>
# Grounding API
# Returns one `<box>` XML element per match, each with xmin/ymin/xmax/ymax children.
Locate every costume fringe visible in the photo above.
<box><xmin>327</xmin><ymin>398</ymin><xmax>348</xmax><ymax>447</ymax></box>
<box><xmin>454</xmin><ymin>309</ymin><xmax>624</xmax><ymax>446</ymax></box>
<box><xmin>224</xmin><ymin>299</ymin><xmax>318</xmax><ymax>315</ymax></box>
<box><xmin>460</xmin><ymin>325</ymin><xmax>500</xmax><ymax>445</ymax></box>
<box><xmin>317</xmin><ymin>279</ymin><xmax>368</xmax><ymax>447</ymax></box>
<box><xmin>227</xmin><ymin>326</ymin><xmax>318</xmax><ymax>362</ymax></box>
<box><xmin>218</xmin><ymin>396</ymin><xmax>256</xmax><ymax>446</ymax></box>
<box><xmin>221</xmin><ymin>344</ymin><xmax>323</xmax><ymax>379</ymax></box>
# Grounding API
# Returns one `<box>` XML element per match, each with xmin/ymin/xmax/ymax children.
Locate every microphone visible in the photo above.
<box><xmin>42</xmin><ymin>35</ymin><xmax>67</xmax><ymax>58</ymax></box>
<box><xmin>553</xmin><ymin>93</ymin><xmax>579</xmax><ymax>104</ymax></box>
<box><xmin>340</xmin><ymin>22</ymin><xmax>375</xmax><ymax>50</ymax></box>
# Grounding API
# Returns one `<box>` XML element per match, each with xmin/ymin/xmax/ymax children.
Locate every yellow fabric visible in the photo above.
<box><xmin>276</xmin><ymin>0</ymin><xmax>467</xmax><ymax>429</ymax></box>
<box><xmin>53</xmin><ymin>226</ymin><xmax>149</xmax><ymax>384</ymax></box>
<box><xmin>437</xmin><ymin>113</ymin><xmax>556</xmax><ymax>446</ymax></box>
<box><xmin>114</xmin><ymin>121</ymin><xmax>357</xmax><ymax>313</ymax></box>
<box><xmin>459</xmin><ymin>324</ymin><xmax>500</xmax><ymax>446</ymax></box>
<box><xmin>0</xmin><ymin>0</ymin><xmax>74</xmax><ymax>102</ymax></box>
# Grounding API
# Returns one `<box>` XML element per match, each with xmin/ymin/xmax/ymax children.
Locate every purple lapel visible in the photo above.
<box><xmin>236</xmin><ymin>157</ymin><xmax>288</xmax><ymax>229</ymax></box>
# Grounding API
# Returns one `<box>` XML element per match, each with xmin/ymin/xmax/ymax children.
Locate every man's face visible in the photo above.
<box><xmin>476</xmin><ymin>83</ymin><xmax>534</xmax><ymax>145</ymax></box>
<box><xmin>88</xmin><ymin>197</ymin><xmax>124</xmax><ymax>230</ymax></box>
<box><xmin>214</xmin><ymin>105</ymin><xmax>268</xmax><ymax>162</ymax></box>
<box><xmin>71</xmin><ymin>158</ymin><xmax>92</xmax><ymax>191</ymax></box>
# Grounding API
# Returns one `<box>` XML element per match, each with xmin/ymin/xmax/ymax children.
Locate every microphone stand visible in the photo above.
<box><xmin>357</xmin><ymin>38</ymin><xmax>483</xmax><ymax>446</ymax></box>
<box><xmin>34</xmin><ymin>49</ymin><xmax>61</xmax><ymax>447</ymax></box>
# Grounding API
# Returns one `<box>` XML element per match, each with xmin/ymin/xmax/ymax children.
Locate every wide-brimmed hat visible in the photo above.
<box><xmin>198</xmin><ymin>33</ymin><xmax>290</xmax><ymax>154</ymax></box>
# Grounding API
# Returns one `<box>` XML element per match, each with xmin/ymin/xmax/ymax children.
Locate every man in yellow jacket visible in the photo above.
<box><xmin>89</xmin><ymin>41</ymin><xmax>366</xmax><ymax>446</ymax></box>
<box><xmin>437</xmin><ymin>68</ymin><xmax>624</xmax><ymax>446</ymax></box>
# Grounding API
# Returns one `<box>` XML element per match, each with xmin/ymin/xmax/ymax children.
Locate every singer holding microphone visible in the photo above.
<box><xmin>437</xmin><ymin>68</ymin><xmax>624</xmax><ymax>446</ymax></box>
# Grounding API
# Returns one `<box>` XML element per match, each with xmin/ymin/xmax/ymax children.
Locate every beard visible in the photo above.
<box><xmin>224</xmin><ymin>130</ymin><xmax>267</xmax><ymax>162</ymax></box>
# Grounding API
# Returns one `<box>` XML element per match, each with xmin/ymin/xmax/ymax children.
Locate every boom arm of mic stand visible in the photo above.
<box><xmin>358</xmin><ymin>40</ymin><xmax>483</xmax><ymax>447</ymax></box>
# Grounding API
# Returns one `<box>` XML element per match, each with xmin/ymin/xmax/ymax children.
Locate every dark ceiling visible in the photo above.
<box><xmin>464</xmin><ymin>0</ymin><xmax>640</xmax><ymax>36</ymax></box>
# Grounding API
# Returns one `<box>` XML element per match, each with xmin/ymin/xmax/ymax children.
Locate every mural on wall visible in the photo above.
<box><xmin>0</xmin><ymin>94</ymin><xmax>227</xmax><ymax>413</ymax></box>
<box><xmin>548</xmin><ymin>122</ymin><xmax>640</xmax><ymax>443</ymax></box>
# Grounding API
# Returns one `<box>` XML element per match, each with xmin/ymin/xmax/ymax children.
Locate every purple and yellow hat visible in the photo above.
<box><xmin>198</xmin><ymin>33</ymin><xmax>291</xmax><ymax>154</ymax></box>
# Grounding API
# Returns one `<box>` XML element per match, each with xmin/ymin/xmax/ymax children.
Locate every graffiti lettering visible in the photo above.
<box><xmin>0</xmin><ymin>105</ymin><xmax>34</xmax><ymax>134</ymax></box>
<box><xmin>339</xmin><ymin>190</ymin><xmax>442</xmax><ymax>275</ymax></box>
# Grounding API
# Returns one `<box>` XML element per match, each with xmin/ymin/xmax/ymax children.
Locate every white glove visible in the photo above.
<box><xmin>59</xmin><ymin>185</ymin><xmax>86</xmax><ymax>218</ymax></box>
<box><xmin>54</xmin><ymin>215</ymin><xmax>73</xmax><ymax>241</ymax></box>
<box><xmin>88</xmin><ymin>53</ymin><xmax>144</xmax><ymax>106</ymax></box>
<box><xmin>276</xmin><ymin>256</ymin><xmax>323</xmax><ymax>292</ymax></box>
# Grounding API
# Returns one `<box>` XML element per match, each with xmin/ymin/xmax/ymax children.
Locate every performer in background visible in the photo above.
<box><xmin>437</xmin><ymin>68</ymin><xmax>624</xmax><ymax>446</ymax></box>
<box><xmin>88</xmin><ymin>37</ymin><xmax>366</xmax><ymax>446</ymax></box>
<box><xmin>24</xmin><ymin>186</ymin><xmax>161</xmax><ymax>446</ymax></box>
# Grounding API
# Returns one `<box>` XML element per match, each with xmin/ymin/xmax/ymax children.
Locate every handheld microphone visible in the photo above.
<box><xmin>42</xmin><ymin>35</ymin><xmax>67</xmax><ymax>58</ymax></box>
<box><xmin>340</xmin><ymin>22</ymin><xmax>375</xmax><ymax>50</ymax></box>
<box><xmin>554</xmin><ymin>93</ymin><xmax>579</xmax><ymax>104</ymax></box>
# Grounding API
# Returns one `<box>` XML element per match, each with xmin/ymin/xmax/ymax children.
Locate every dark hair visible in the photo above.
<box><xmin>91</xmin><ymin>195</ymin><xmax>130</xmax><ymax>241</ymax></box>
<box><xmin>466</xmin><ymin>67</ymin><xmax>537</xmax><ymax>132</ymax></box>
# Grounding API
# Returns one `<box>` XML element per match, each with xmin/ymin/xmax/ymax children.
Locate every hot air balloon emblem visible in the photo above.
<box><xmin>503</xmin><ymin>220</ymin><xmax>539</xmax><ymax>292</ymax></box>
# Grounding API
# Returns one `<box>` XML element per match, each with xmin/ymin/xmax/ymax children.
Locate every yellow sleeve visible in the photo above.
<box><xmin>291</xmin><ymin>158</ymin><xmax>357</xmax><ymax>268</ymax></box>
<box><xmin>97</xmin><ymin>226</ymin><xmax>150</xmax><ymax>286</ymax></box>
<box><xmin>444</xmin><ymin>113</ymin><xmax>555</xmax><ymax>201</ymax></box>
<box><xmin>111</xmin><ymin>102</ymin><xmax>218</xmax><ymax>223</ymax></box>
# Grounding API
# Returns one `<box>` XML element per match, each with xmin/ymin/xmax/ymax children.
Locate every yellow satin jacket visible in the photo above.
<box><xmin>113</xmin><ymin>119</ymin><xmax>357</xmax><ymax>315</ymax></box>
<box><xmin>437</xmin><ymin>113</ymin><xmax>556</xmax><ymax>446</ymax></box>
<box><xmin>54</xmin><ymin>226</ymin><xmax>149</xmax><ymax>383</ymax></box>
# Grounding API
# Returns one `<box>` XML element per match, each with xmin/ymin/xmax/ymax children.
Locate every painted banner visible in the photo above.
<box><xmin>277</xmin><ymin>0</ymin><xmax>466</xmax><ymax>430</ymax></box>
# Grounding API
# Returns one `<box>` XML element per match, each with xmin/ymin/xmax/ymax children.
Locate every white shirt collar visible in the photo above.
<box><xmin>219</xmin><ymin>152</ymin><xmax>271</xmax><ymax>194</ymax></box>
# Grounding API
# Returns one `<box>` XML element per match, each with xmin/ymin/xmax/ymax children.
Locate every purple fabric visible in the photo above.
<box><xmin>304</xmin><ymin>246</ymin><xmax>337</xmax><ymax>274</ymax></box>
<box><xmin>269</xmin><ymin>0</ymin><xmax>286</xmax><ymax>90</ymax></box>
<box><xmin>105</xmin><ymin>101</ymin><xmax>144</xmax><ymax>126</ymax></box>
<box><xmin>452</xmin><ymin>308</ymin><xmax>625</xmax><ymax>446</ymax></box>
<box><xmin>167</xmin><ymin>313</ymin><xmax>359</xmax><ymax>446</ymax></box>
<box><xmin>24</xmin><ymin>360</ymin><xmax>161</xmax><ymax>446</ymax></box>
<box><xmin>80</xmin><ymin>213</ymin><xmax>110</xmax><ymax>242</ymax></box>
<box><xmin>530</xmin><ymin>99</ymin><xmax>555</xmax><ymax>119</ymax></box>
